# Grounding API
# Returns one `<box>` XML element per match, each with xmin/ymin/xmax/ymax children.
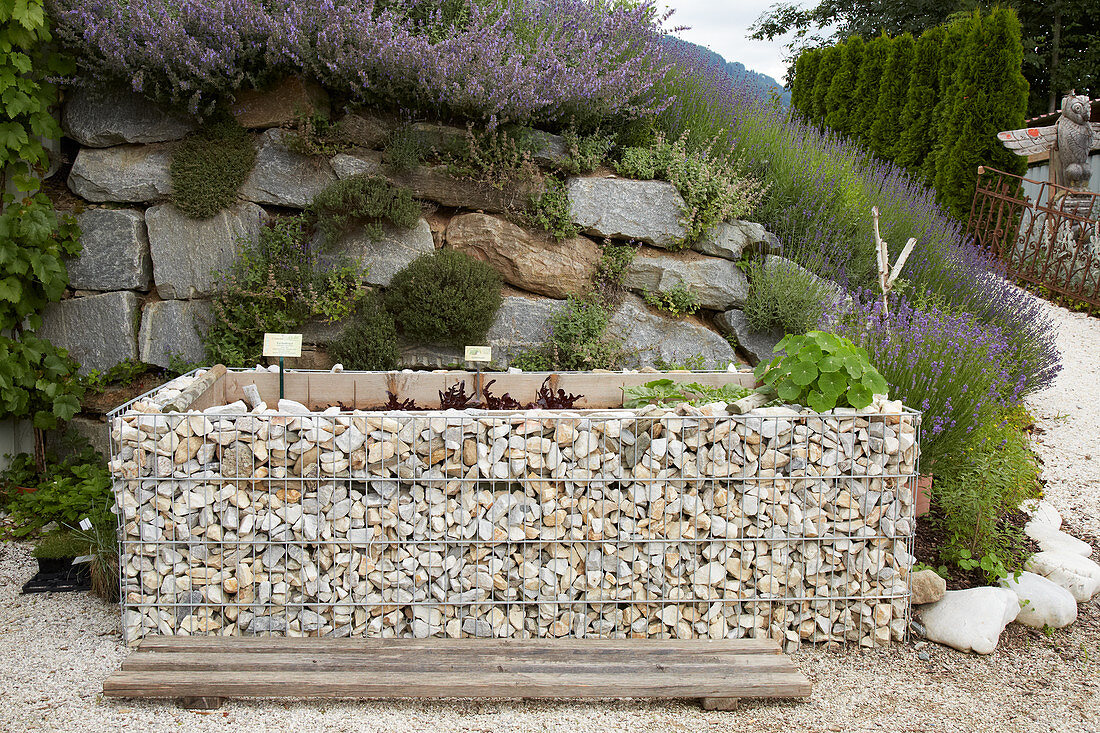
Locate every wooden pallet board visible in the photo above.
<box><xmin>103</xmin><ymin>637</ymin><xmax>811</xmax><ymax>710</ymax></box>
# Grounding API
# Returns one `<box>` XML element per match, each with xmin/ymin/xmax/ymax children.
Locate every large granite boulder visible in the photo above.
<box><xmin>606</xmin><ymin>294</ymin><xmax>737</xmax><ymax>369</ymax></box>
<box><xmin>694</xmin><ymin>220</ymin><xmax>773</xmax><ymax>260</ymax></box>
<box><xmin>566</xmin><ymin>177</ymin><xmax>686</xmax><ymax>248</ymax></box>
<box><xmin>67</xmin><ymin>209</ymin><xmax>152</xmax><ymax>291</ymax></box>
<box><xmin>146</xmin><ymin>202</ymin><xmax>266</xmax><ymax>299</ymax></box>
<box><xmin>62</xmin><ymin>86</ymin><xmax>195</xmax><ymax>147</ymax></box>
<box><xmin>330</xmin><ymin>151</ymin><xmax>520</xmax><ymax>214</ymax></box>
<box><xmin>323</xmin><ymin>218</ymin><xmax>435</xmax><ymax>287</ymax></box>
<box><xmin>620</xmin><ymin>248</ymin><xmax>749</xmax><ymax>311</ymax></box>
<box><xmin>399</xmin><ymin>294</ymin><xmax>566</xmax><ymax>369</ymax></box>
<box><xmin>138</xmin><ymin>299</ymin><xmax>211</xmax><ymax>368</ymax></box>
<box><xmin>67</xmin><ymin>144</ymin><xmax>174</xmax><ymax>203</ymax></box>
<box><xmin>337</xmin><ymin>112</ymin><xmax>394</xmax><ymax>150</ymax></box>
<box><xmin>37</xmin><ymin>291</ymin><xmax>139</xmax><ymax>374</ymax></box>
<box><xmin>1025</xmin><ymin>551</ymin><xmax>1100</xmax><ymax>602</ymax></box>
<box><xmin>230</xmin><ymin>77</ymin><xmax>329</xmax><ymax>129</ymax></box>
<box><xmin>240</xmin><ymin>129</ymin><xmax>337</xmax><ymax>208</ymax></box>
<box><xmin>715</xmin><ymin>309</ymin><xmax>783</xmax><ymax>366</ymax></box>
<box><xmin>919</xmin><ymin>587</ymin><xmax>1020</xmax><ymax>654</ymax></box>
<box><xmin>446</xmin><ymin>213</ymin><xmax>599</xmax><ymax>299</ymax></box>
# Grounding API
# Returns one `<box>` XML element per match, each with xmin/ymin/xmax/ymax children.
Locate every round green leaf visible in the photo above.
<box><xmin>777</xmin><ymin>380</ymin><xmax>802</xmax><ymax>402</ymax></box>
<box><xmin>843</xmin><ymin>354</ymin><xmax>864</xmax><ymax>378</ymax></box>
<box><xmin>818</xmin><ymin>354</ymin><xmax>843</xmax><ymax>373</ymax></box>
<box><xmin>863</xmin><ymin>368</ymin><xmax>888</xmax><ymax>396</ymax></box>
<box><xmin>807</xmin><ymin>389</ymin><xmax>837</xmax><ymax>412</ymax></box>
<box><xmin>846</xmin><ymin>382</ymin><xmax>873</xmax><ymax>408</ymax></box>
<box><xmin>789</xmin><ymin>359</ymin><xmax>818</xmax><ymax>387</ymax></box>
<box><xmin>817</xmin><ymin>369</ymin><xmax>847</xmax><ymax>396</ymax></box>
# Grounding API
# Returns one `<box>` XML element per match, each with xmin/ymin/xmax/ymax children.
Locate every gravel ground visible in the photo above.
<box><xmin>1</xmin><ymin>299</ymin><xmax>1097</xmax><ymax>733</ymax></box>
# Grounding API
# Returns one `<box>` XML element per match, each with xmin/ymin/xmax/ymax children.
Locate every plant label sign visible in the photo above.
<box><xmin>79</xmin><ymin>517</ymin><xmax>93</xmax><ymax>531</ymax></box>
<box><xmin>465</xmin><ymin>346</ymin><xmax>492</xmax><ymax>363</ymax></box>
<box><xmin>263</xmin><ymin>333</ymin><xmax>303</xmax><ymax>358</ymax></box>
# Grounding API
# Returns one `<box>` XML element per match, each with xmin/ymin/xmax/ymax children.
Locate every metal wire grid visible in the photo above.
<box><xmin>109</xmin><ymin>380</ymin><xmax>919</xmax><ymax>650</ymax></box>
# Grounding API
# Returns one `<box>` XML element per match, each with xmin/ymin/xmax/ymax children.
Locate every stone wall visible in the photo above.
<box><xmin>111</xmin><ymin>371</ymin><xmax>918</xmax><ymax>649</ymax></box>
<box><xmin>47</xmin><ymin>80</ymin><xmax>784</xmax><ymax>374</ymax></box>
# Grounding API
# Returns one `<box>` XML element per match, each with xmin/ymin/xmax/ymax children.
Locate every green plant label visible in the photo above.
<box><xmin>465</xmin><ymin>346</ymin><xmax>492</xmax><ymax>362</ymax></box>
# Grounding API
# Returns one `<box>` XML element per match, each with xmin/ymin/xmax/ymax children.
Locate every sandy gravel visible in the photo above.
<box><xmin>1</xmin><ymin>299</ymin><xmax>1097</xmax><ymax>733</ymax></box>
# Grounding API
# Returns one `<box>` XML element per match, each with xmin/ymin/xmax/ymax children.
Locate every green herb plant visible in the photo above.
<box><xmin>170</xmin><ymin>115</ymin><xmax>256</xmax><ymax>218</ymax></box>
<box><xmin>623</xmin><ymin>379</ymin><xmax>750</xmax><ymax>408</ymax></box>
<box><xmin>642</xmin><ymin>285</ymin><xmax>699</xmax><ymax>317</ymax></box>
<box><xmin>310</xmin><ymin>174</ymin><xmax>421</xmax><ymax>245</ymax></box>
<box><xmin>1</xmin><ymin>445</ymin><xmax>113</xmax><ymax>538</ymax></box>
<box><xmin>755</xmin><ymin>331</ymin><xmax>888</xmax><ymax>412</ymax></box>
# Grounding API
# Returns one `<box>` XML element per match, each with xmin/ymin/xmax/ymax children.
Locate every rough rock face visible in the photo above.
<box><xmin>331</xmin><ymin>151</ymin><xmax>520</xmax><ymax>215</ymax></box>
<box><xmin>567</xmin><ymin>177</ymin><xmax>687</xmax><ymax>248</ymax></box>
<box><xmin>139</xmin><ymin>300</ymin><xmax>212</xmax><ymax>369</ymax></box>
<box><xmin>620</xmin><ymin>248</ymin><xmax>750</xmax><ymax>311</ymax></box>
<box><xmin>325</xmin><ymin>219</ymin><xmax>435</xmax><ymax>287</ymax></box>
<box><xmin>240</xmin><ymin>129</ymin><xmax>337</xmax><ymax>208</ymax></box>
<box><xmin>919</xmin><ymin>587</ymin><xmax>1020</xmax><ymax>654</ymax></box>
<box><xmin>446</xmin><ymin>213</ymin><xmax>600</xmax><ymax>299</ymax></box>
<box><xmin>337</xmin><ymin>113</ymin><xmax>394</xmax><ymax>150</ymax></box>
<box><xmin>694</xmin><ymin>220</ymin><xmax>772</xmax><ymax>260</ymax></box>
<box><xmin>67</xmin><ymin>209</ymin><xmax>152</xmax><ymax>291</ymax></box>
<box><xmin>38</xmin><ymin>291</ymin><xmax>139</xmax><ymax>374</ymax></box>
<box><xmin>398</xmin><ymin>294</ymin><xmax>566</xmax><ymax>369</ymax></box>
<box><xmin>146</xmin><ymin>202</ymin><xmax>266</xmax><ymax>299</ymax></box>
<box><xmin>607</xmin><ymin>294</ymin><xmax>738</xmax><ymax>369</ymax></box>
<box><xmin>62</xmin><ymin>86</ymin><xmax>195</xmax><ymax>148</ymax></box>
<box><xmin>67</xmin><ymin>144</ymin><xmax>174</xmax><ymax>202</ymax></box>
<box><xmin>715</xmin><ymin>309</ymin><xmax>783</xmax><ymax>367</ymax></box>
<box><xmin>908</xmin><ymin>568</ymin><xmax>947</xmax><ymax>605</ymax></box>
<box><xmin>999</xmin><ymin>571</ymin><xmax>1077</xmax><ymax>629</ymax></box>
<box><xmin>230</xmin><ymin>77</ymin><xmax>329</xmax><ymax>129</ymax></box>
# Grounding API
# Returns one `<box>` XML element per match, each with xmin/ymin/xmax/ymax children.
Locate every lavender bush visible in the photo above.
<box><xmin>48</xmin><ymin>0</ymin><xmax>672</xmax><ymax>125</ymax></box>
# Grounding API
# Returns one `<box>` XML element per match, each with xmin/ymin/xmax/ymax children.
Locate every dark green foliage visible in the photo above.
<box><xmin>327</xmin><ymin>294</ymin><xmax>399</xmax><ymax>371</ymax></box>
<box><xmin>285</xmin><ymin>111</ymin><xmax>348</xmax><ymax>158</ymax></box>
<box><xmin>755</xmin><ymin>331</ymin><xmax>888</xmax><ymax>412</ymax></box>
<box><xmin>643</xmin><ymin>285</ymin><xmax>699</xmax><ymax>317</ymax></box>
<box><xmin>810</xmin><ymin>45</ymin><xmax>842</xmax><ymax>124</ymax></box>
<box><xmin>556</xmin><ymin>131</ymin><xmax>613</xmax><ymax>176</ymax></box>
<box><xmin>744</xmin><ymin>257</ymin><xmax>831</xmax><ymax>335</ymax></box>
<box><xmin>896</xmin><ymin>26</ymin><xmax>945</xmax><ymax>173</ymax></box>
<box><xmin>512</xmin><ymin>296</ymin><xmax>624</xmax><ymax>371</ymax></box>
<box><xmin>790</xmin><ymin>48</ymin><xmax>821</xmax><ymax>117</ymax></box>
<box><xmin>311</xmin><ymin>174</ymin><xmax>421</xmax><ymax>245</ymax></box>
<box><xmin>170</xmin><ymin>116</ymin><xmax>257</xmax><ymax>219</ymax></box>
<box><xmin>204</xmin><ymin>215</ymin><xmax>365</xmax><ymax>366</ymax></box>
<box><xmin>33</xmin><ymin>530</ymin><xmax>90</xmax><ymax>559</ymax></box>
<box><xmin>932</xmin><ymin>408</ymin><xmax>1040</xmax><ymax>580</ymax></box>
<box><xmin>922</xmin><ymin>16</ymin><xmax>972</xmax><ymax>182</ymax></box>
<box><xmin>384</xmin><ymin>249</ymin><xmax>502</xmax><ymax>347</ymax></box>
<box><xmin>824</xmin><ymin>36</ymin><xmax>864</xmax><ymax>135</ymax></box>
<box><xmin>0</xmin><ymin>445</ymin><xmax>112</xmax><ymax>538</ymax></box>
<box><xmin>934</xmin><ymin>9</ymin><xmax>1028</xmax><ymax>220</ymax></box>
<box><xmin>851</xmin><ymin>33</ymin><xmax>891</xmax><ymax>141</ymax></box>
<box><xmin>383</xmin><ymin>124</ymin><xmax>428</xmax><ymax>173</ymax></box>
<box><xmin>868</xmin><ymin>32</ymin><xmax>914</xmax><ymax>159</ymax></box>
<box><xmin>593</xmin><ymin>241</ymin><xmax>637</xmax><ymax>298</ymax></box>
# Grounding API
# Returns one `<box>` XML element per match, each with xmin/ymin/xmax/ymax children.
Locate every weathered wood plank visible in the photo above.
<box><xmin>103</xmin><ymin>670</ymin><xmax>811</xmax><ymax>700</ymax></box>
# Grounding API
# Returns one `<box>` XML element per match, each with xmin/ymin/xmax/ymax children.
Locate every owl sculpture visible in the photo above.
<box><xmin>998</xmin><ymin>93</ymin><xmax>1099</xmax><ymax>190</ymax></box>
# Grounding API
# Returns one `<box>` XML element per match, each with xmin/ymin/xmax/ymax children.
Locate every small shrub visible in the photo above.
<box><xmin>446</xmin><ymin>125</ymin><xmax>542</xmax><ymax>194</ymax></box>
<box><xmin>311</xmin><ymin>174</ymin><xmax>421</xmax><ymax>245</ymax></box>
<box><xmin>0</xmin><ymin>446</ymin><xmax>113</xmax><ymax>538</ymax></box>
<box><xmin>383</xmin><ymin>124</ymin><xmax>428</xmax><ymax>173</ymax></box>
<box><xmin>744</xmin><ymin>257</ymin><xmax>833</xmax><ymax>335</ymax></box>
<box><xmin>615</xmin><ymin>132</ymin><xmax>766</xmax><ymax>246</ymax></box>
<box><xmin>643</xmin><ymin>284</ymin><xmax>699</xmax><ymax>316</ymax></box>
<box><xmin>384</xmin><ymin>249</ymin><xmax>502</xmax><ymax>347</ymax></box>
<box><xmin>593</xmin><ymin>240</ymin><xmax>638</xmax><ymax>301</ymax></box>
<box><xmin>556</xmin><ymin>130</ymin><xmax>613</xmax><ymax>175</ymax></box>
<box><xmin>755</xmin><ymin>331</ymin><xmax>888</xmax><ymax>412</ymax></box>
<box><xmin>285</xmin><ymin>111</ymin><xmax>348</xmax><ymax>158</ymax></box>
<box><xmin>204</xmin><ymin>215</ymin><xmax>366</xmax><ymax>366</ymax></box>
<box><xmin>514</xmin><ymin>296</ymin><xmax>624</xmax><ymax>371</ymax></box>
<box><xmin>327</xmin><ymin>295</ymin><xmax>400</xmax><ymax>371</ymax></box>
<box><xmin>170</xmin><ymin>116</ymin><xmax>256</xmax><ymax>219</ymax></box>
<box><xmin>527</xmin><ymin>177</ymin><xmax>578</xmax><ymax>240</ymax></box>
<box><xmin>79</xmin><ymin>359</ymin><xmax>153</xmax><ymax>395</ymax></box>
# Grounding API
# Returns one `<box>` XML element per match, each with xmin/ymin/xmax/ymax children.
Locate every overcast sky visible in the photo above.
<box><xmin>662</xmin><ymin>0</ymin><xmax>793</xmax><ymax>85</ymax></box>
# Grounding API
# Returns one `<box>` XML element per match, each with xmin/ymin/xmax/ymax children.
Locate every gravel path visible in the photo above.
<box><xmin>1</xmin><ymin>299</ymin><xmax>1097</xmax><ymax>733</ymax></box>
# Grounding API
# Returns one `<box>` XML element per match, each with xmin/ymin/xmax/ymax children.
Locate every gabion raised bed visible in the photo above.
<box><xmin>109</xmin><ymin>367</ymin><xmax>920</xmax><ymax>650</ymax></box>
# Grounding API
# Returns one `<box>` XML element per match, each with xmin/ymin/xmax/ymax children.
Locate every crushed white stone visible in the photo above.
<box><xmin>1</xmin><ymin>297</ymin><xmax>1098</xmax><ymax>732</ymax></box>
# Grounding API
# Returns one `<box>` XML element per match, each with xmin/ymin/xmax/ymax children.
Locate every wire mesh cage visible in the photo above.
<box><xmin>109</xmin><ymin>369</ymin><xmax>920</xmax><ymax>651</ymax></box>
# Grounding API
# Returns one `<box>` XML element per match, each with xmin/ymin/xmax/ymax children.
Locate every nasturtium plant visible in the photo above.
<box><xmin>754</xmin><ymin>331</ymin><xmax>888</xmax><ymax>412</ymax></box>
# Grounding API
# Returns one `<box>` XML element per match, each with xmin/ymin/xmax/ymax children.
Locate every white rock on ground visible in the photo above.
<box><xmin>998</xmin><ymin>571</ymin><xmax>1077</xmax><ymax>629</ymax></box>
<box><xmin>1019</xmin><ymin>499</ymin><xmax>1062</xmax><ymax>531</ymax></box>
<box><xmin>1025</xmin><ymin>522</ymin><xmax>1094</xmax><ymax>557</ymax></box>
<box><xmin>1025</xmin><ymin>551</ymin><xmax>1100</xmax><ymax>602</ymax></box>
<box><xmin>919</xmin><ymin>587</ymin><xmax>1020</xmax><ymax>654</ymax></box>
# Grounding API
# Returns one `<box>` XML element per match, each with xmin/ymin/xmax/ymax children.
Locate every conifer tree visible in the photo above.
<box><xmin>920</xmin><ymin>15</ymin><xmax>973</xmax><ymax>182</ymax></box>
<box><xmin>791</xmin><ymin>48</ymin><xmax>821</xmax><ymax>116</ymax></box>
<box><xmin>811</xmin><ymin>45</ymin><xmax>843</xmax><ymax>125</ymax></box>
<box><xmin>851</xmin><ymin>33</ymin><xmax>891</xmax><ymax>142</ymax></box>
<box><xmin>895</xmin><ymin>26</ymin><xmax>945</xmax><ymax>173</ymax></box>
<box><xmin>934</xmin><ymin>8</ymin><xmax>1029</xmax><ymax>219</ymax></box>
<box><xmin>824</xmin><ymin>36</ymin><xmax>864</xmax><ymax>136</ymax></box>
<box><xmin>868</xmin><ymin>32</ymin><xmax>914</xmax><ymax>159</ymax></box>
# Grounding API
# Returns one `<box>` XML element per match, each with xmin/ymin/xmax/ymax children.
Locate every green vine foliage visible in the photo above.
<box><xmin>0</xmin><ymin>0</ymin><xmax>83</xmax><ymax>435</ymax></box>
